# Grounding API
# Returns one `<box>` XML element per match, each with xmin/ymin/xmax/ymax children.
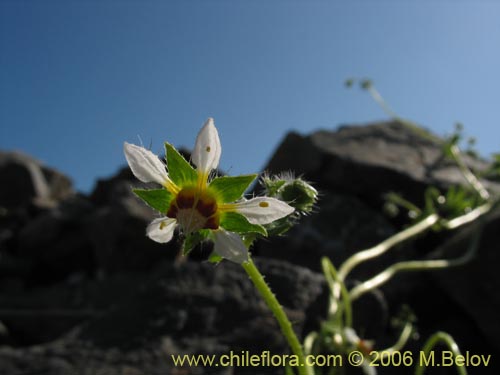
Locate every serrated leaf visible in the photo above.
<box><xmin>220</xmin><ymin>211</ymin><xmax>267</xmax><ymax>236</ymax></box>
<box><xmin>165</xmin><ymin>143</ymin><xmax>198</xmax><ymax>187</ymax></box>
<box><xmin>133</xmin><ymin>189</ymin><xmax>173</xmax><ymax>213</ymax></box>
<box><xmin>209</xmin><ymin>174</ymin><xmax>257</xmax><ymax>203</ymax></box>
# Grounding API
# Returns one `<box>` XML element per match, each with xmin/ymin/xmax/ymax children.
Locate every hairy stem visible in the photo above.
<box><xmin>242</xmin><ymin>258</ymin><xmax>313</xmax><ymax>375</ymax></box>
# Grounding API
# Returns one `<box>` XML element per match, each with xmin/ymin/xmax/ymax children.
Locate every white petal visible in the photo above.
<box><xmin>192</xmin><ymin>118</ymin><xmax>221</xmax><ymax>174</ymax></box>
<box><xmin>213</xmin><ymin>229</ymin><xmax>248</xmax><ymax>263</ymax></box>
<box><xmin>146</xmin><ymin>217</ymin><xmax>177</xmax><ymax>243</ymax></box>
<box><xmin>234</xmin><ymin>197</ymin><xmax>295</xmax><ymax>225</ymax></box>
<box><xmin>124</xmin><ymin>142</ymin><xmax>168</xmax><ymax>185</ymax></box>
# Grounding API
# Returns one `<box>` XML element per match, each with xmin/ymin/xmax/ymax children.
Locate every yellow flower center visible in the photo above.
<box><xmin>167</xmin><ymin>187</ymin><xmax>219</xmax><ymax>234</ymax></box>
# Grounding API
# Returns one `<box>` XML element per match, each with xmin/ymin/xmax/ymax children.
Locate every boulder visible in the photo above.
<box><xmin>0</xmin><ymin>151</ymin><xmax>73</xmax><ymax>210</ymax></box>
<box><xmin>265</xmin><ymin>121</ymin><xmax>497</xmax><ymax>205</ymax></box>
<box><xmin>16</xmin><ymin>195</ymin><xmax>95</xmax><ymax>283</ymax></box>
<box><xmin>0</xmin><ymin>259</ymin><xmax>326</xmax><ymax>375</ymax></box>
<box><xmin>1</xmin><ymin>121</ymin><xmax>500</xmax><ymax>374</ymax></box>
<box><xmin>255</xmin><ymin>192</ymin><xmax>396</xmax><ymax>273</ymax></box>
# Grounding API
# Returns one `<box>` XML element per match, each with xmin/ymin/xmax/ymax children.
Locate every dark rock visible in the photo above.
<box><xmin>14</xmin><ymin>195</ymin><xmax>95</xmax><ymax>284</ymax></box>
<box><xmin>1</xmin><ymin>121</ymin><xmax>499</xmax><ymax>374</ymax></box>
<box><xmin>90</xmin><ymin>166</ymin><xmax>137</xmax><ymax>206</ymax></box>
<box><xmin>5</xmin><ymin>174</ymin><xmax>177</xmax><ymax>284</ymax></box>
<box><xmin>255</xmin><ymin>193</ymin><xmax>396</xmax><ymax>273</ymax></box>
<box><xmin>0</xmin><ymin>273</ymin><xmax>143</xmax><ymax>347</ymax></box>
<box><xmin>83</xmin><ymin>193</ymin><xmax>179</xmax><ymax>275</ymax></box>
<box><xmin>265</xmin><ymin>121</ymin><xmax>497</xmax><ymax>205</ymax></box>
<box><xmin>76</xmin><ymin>259</ymin><xmax>325</xmax><ymax>350</ymax></box>
<box><xmin>0</xmin><ymin>151</ymin><xmax>73</xmax><ymax>210</ymax></box>
<box><xmin>357</xmin><ymin>207</ymin><xmax>500</xmax><ymax>374</ymax></box>
<box><xmin>427</xmin><ymin>207</ymin><xmax>500</xmax><ymax>357</ymax></box>
<box><xmin>0</xmin><ymin>259</ymin><xmax>326</xmax><ymax>375</ymax></box>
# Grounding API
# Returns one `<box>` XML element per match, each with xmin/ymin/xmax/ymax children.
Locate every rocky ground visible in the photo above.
<box><xmin>0</xmin><ymin>121</ymin><xmax>499</xmax><ymax>374</ymax></box>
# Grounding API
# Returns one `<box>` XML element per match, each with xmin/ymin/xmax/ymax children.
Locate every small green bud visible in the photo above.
<box><xmin>260</xmin><ymin>173</ymin><xmax>318</xmax><ymax>236</ymax></box>
<box><xmin>261</xmin><ymin>176</ymin><xmax>287</xmax><ymax>198</ymax></box>
<box><xmin>261</xmin><ymin>173</ymin><xmax>318</xmax><ymax>214</ymax></box>
<box><xmin>279</xmin><ymin>179</ymin><xmax>318</xmax><ymax>213</ymax></box>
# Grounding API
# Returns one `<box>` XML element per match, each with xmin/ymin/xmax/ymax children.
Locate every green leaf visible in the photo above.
<box><xmin>209</xmin><ymin>174</ymin><xmax>257</xmax><ymax>203</ymax></box>
<box><xmin>165</xmin><ymin>143</ymin><xmax>198</xmax><ymax>187</ymax></box>
<box><xmin>220</xmin><ymin>211</ymin><xmax>267</xmax><ymax>236</ymax></box>
<box><xmin>133</xmin><ymin>189</ymin><xmax>173</xmax><ymax>213</ymax></box>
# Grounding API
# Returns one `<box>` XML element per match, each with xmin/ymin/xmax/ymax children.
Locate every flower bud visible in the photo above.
<box><xmin>261</xmin><ymin>173</ymin><xmax>318</xmax><ymax>214</ymax></box>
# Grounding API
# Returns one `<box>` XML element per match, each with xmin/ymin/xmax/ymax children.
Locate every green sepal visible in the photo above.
<box><xmin>220</xmin><ymin>211</ymin><xmax>267</xmax><ymax>236</ymax></box>
<box><xmin>263</xmin><ymin>178</ymin><xmax>287</xmax><ymax>197</ymax></box>
<box><xmin>264</xmin><ymin>217</ymin><xmax>296</xmax><ymax>237</ymax></box>
<box><xmin>241</xmin><ymin>233</ymin><xmax>258</xmax><ymax>248</ymax></box>
<box><xmin>208</xmin><ymin>252</ymin><xmax>223</xmax><ymax>264</ymax></box>
<box><xmin>279</xmin><ymin>179</ymin><xmax>318</xmax><ymax>213</ymax></box>
<box><xmin>165</xmin><ymin>142</ymin><xmax>197</xmax><ymax>187</ymax></box>
<box><xmin>209</xmin><ymin>174</ymin><xmax>257</xmax><ymax>203</ymax></box>
<box><xmin>133</xmin><ymin>189</ymin><xmax>173</xmax><ymax>213</ymax></box>
<box><xmin>182</xmin><ymin>229</ymin><xmax>210</xmax><ymax>255</ymax></box>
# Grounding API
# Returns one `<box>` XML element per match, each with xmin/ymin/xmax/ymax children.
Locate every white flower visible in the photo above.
<box><xmin>124</xmin><ymin>118</ymin><xmax>294</xmax><ymax>263</ymax></box>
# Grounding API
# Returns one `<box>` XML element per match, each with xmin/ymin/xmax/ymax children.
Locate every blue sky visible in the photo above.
<box><xmin>1</xmin><ymin>1</ymin><xmax>499</xmax><ymax>193</ymax></box>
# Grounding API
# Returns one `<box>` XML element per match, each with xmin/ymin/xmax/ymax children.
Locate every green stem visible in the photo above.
<box><xmin>349</xmin><ymin>213</ymin><xmax>483</xmax><ymax>302</ymax></box>
<box><xmin>337</xmin><ymin>214</ymin><xmax>439</xmax><ymax>283</ymax></box>
<box><xmin>415</xmin><ymin>332</ymin><xmax>467</xmax><ymax>375</ymax></box>
<box><xmin>378</xmin><ymin>321</ymin><xmax>414</xmax><ymax>354</ymax></box>
<box><xmin>450</xmin><ymin>144</ymin><xmax>490</xmax><ymax>201</ymax></box>
<box><xmin>321</xmin><ymin>257</ymin><xmax>352</xmax><ymax>327</ymax></box>
<box><xmin>441</xmin><ymin>201</ymin><xmax>492</xmax><ymax>229</ymax></box>
<box><xmin>242</xmin><ymin>257</ymin><xmax>313</xmax><ymax>375</ymax></box>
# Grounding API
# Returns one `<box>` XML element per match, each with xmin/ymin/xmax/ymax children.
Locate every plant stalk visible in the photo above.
<box><xmin>242</xmin><ymin>257</ymin><xmax>313</xmax><ymax>375</ymax></box>
<box><xmin>415</xmin><ymin>332</ymin><xmax>467</xmax><ymax>375</ymax></box>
